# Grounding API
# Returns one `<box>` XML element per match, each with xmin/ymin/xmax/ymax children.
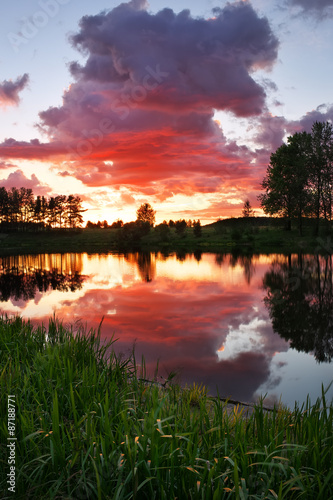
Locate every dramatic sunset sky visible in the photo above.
<box><xmin>0</xmin><ymin>0</ymin><xmax>333</xmax><ymax>224</ymax></box>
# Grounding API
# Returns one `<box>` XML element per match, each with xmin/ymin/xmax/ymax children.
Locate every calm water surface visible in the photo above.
<box><xmin>1</xmin><ymin>251</ymin><xmax>332</xmax><ymax>408</ymax></box>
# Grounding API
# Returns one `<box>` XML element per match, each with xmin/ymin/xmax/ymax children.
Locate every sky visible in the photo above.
<box><xmin>0</xmin><ymin>0</ymin><xmax>333</xmax><ymax>224</ymax></box>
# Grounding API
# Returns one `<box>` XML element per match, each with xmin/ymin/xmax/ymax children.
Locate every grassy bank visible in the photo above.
<box><xmin>0</xmin><ymin>218</ymin><xmax>332</xmax><ymax>256</ymax></box>
<box><xmin>1</xmin><ymin>316</ymin><xmax>332</xmax><ymax>499</ymax></box>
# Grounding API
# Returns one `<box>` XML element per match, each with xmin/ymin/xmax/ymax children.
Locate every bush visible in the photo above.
<box><xmin>155</xmin><ymin>222</ymin><xmax>170</xmax><ymax>242</ymax></box>
<box><xmin>231</xmin><ymin>227</ymin><xmax>242</xmax><ymax>241</ymax></box>
<box><xmin>193</xmin><ymin>220</ymin><xmax>202</xmax><ymax>238</ymax></box>
<box><xmin>175</xmin><ymin>219</ymin><xmax>187</xmax><ymax>236</ymax></box>
<box><xmin>117</xmin><ymin>220</ymin><xmax>151</xmax><ymax>247</ymax></box>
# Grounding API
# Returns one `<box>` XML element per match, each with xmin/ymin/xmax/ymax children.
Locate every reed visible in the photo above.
<box><xmin>1</xmin><ymin>315</ymin><xmax>332</xmax><ymax>499</ymax></box>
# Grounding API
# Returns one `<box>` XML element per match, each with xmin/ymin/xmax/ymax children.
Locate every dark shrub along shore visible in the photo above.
<box><xmin>0</xmin><ymin>217</ymin><xmax>332</xmax><ymax>256</ymax></box>
<box><xmin>0</xmin><ymin>316</ymin><xmax>332</xmax><ymax>499</ymax></box>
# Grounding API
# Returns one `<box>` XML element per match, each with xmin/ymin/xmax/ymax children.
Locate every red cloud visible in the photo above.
<box><xmin>0</xmin><ymin>161</ymin><xmax>16</xmax><ymax>170</ymax></box>
<box><xmin>0</xmin><ymin>1</ymin><xmax>280</xmax><ymax>211</ymax></box>
<box><xmin>0</xmin><ymin>138</ymin><xmax>68</xmax><ymax>160</ymax></box>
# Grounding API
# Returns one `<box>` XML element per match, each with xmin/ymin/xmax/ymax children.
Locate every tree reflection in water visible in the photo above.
<box><xmin>0</xmin><ymin>254</ymin><xmax>85</xmax><ymax>302</ymax></box>
<box><xmin>215</xmin><ymin>251</ymin><xmax>256</xmax><ymax>285</ymax></box>
<box><xmin>263</xmin><ymin>254</ymin><xmax>333</xmax><ymax>362</ymax></box>
<box><xmin>123</xmin><ymin>251</ymin><xmax>203</xmax><ymax>282</ymax></box>
<box><xmin>124</xmin><ymin>252</ymin><xmax>157</xmax><ymax>282</ymax></box>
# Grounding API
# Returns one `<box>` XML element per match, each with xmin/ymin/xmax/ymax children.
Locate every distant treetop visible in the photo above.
<box><xmin>242</xmin><ymin>199</ymin><xmax>255</xmax><ymax>217</ymax></box>
<box><xmin>136</xmin><ymin>203</ymin><xmax>156</xmax><ymax>226</ymax></box>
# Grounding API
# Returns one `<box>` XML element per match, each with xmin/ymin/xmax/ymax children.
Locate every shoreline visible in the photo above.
<box><xmin>0</xmin><ymin>223</ymin><xmax>332</xmax><ymax>256</ymax></box>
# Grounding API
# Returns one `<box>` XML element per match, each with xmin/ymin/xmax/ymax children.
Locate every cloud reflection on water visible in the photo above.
<box><xmin>0</xmin><ymin>252</ymin><xmax>332</xmax><ymax>406</ymax></box>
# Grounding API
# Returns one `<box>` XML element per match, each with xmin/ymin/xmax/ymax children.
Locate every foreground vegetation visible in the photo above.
<box><xmin>1</xmin><ymin>316</ymin><xmax>332</xmax><ymax>499</ymax></box>
<box><xmin>0</xmin><ymin>217</ymin><xmax>332</xmax><ymax>256</ymax></box>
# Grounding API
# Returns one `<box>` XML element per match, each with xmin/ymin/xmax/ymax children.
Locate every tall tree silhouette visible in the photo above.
<box><xmin>0</xmin><ymin>186</ymin><xmax>84</xmax><ymax>230</ymax></box>
<box><xmin>259</xmin><ymin>121</ymin><xmax>333</xmax><ymax>234</ymax></box>
<box><xmin>66</xmin><ymin>195</ymin><xmax>84</xmax><ymax>228</ymax></box>
<box><xmin>242</xmin><ymin>199</ymin><xmax>255</xmax><ymax>218</ymax></box>
<box><xmin>259</xmin><ymin>132</ymin><xmax>311</xmax><ymax>234</ymax></box>
<box><xmin>309</xmin><ymin>121</ymin><xmax>333</xmax><ymax>235</ymax></box>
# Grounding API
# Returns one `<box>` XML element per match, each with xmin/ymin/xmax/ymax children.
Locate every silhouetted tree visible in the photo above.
<box><xmin>47</xmin><ymin>197</ymin><xmax>57</xmax><ymax>228</ymax></box>
<box><xmin>259</xmin><ymin>122</ymin><xmax>333</xmax><ymax>235</ymax></box>
<box><xmin>117</xmin><ymin>221</ymin><xmax>151</xmax><ymax>248</ymax></box>
<box><xmin>40</xmin><ymin>196</ymin><xmax>48</xmax><ymax>226</ymax></box>
<box><xmin>0</xmin><ymin>187</ymin><xmax>9</xmax><ymax>223</ymax></box>
<box><xmin>66</xmin><ymin>195</ymin><xmax>84</xmax><ymax>228</ymax></box>
<box><xmin>20</xmin><ymin>187</ymin><xmax>34</xmax><ymax>223</ymax></box>
<box><xmin>111</xmin><ymin>219</ymin><xmax>123</xmax><ymax>228</ymax></box>
<box><xmin>34</xmin><ymin>196</ymin><xmax>42</xmax><ymax>224</ymax></box>
<box><xmin>175</xmin><ymin>219</ymin><xmax>187</xmax><ymax>236</ymax></box>
<box><xmin>9</xmin><ymin>188</ymin><xmax>20</xmax><ymax>223</ymax></box>
<box><xmin>259</xmin><ymin>132</ymin><xmax>312</xmax><ymax>234</ymax></box>
<box><xmin>136</xmin><ymin>203</ymin><xmax>156</xmax><ymax>226</ymax></box>
<box><xmin>155</xmin><ymin>222</ymin><xmax>170</xmax><ymax>242</ymax></box>
<box><xmin>54</xmin><ymin>195</ymin><xmax>67</xmax><ymax>228</ymax></box>
<box><xmin>0</xmin><ymin>187</ymin><xmax>84</xmax><ymax>231</ymax></box>
<box><xmin>193</xmin><ymin>219</ymin><xmax>202</xmax><ymax>237</ymax></box>
<box><xmin>242</xmin><ymin>199</ymin><xmax>255</xmax><ymax>218</ymax></box>
<box><xmin>309</xmin><ymin>121</ymin><xmax>333</xmax><ymax>234</ymax></box>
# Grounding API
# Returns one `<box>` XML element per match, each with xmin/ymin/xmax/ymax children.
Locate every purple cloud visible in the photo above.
<box><xmin>39</xmin><ymin>0</ymin><xmax>278</xmax><ymax>141</ymax></box>
<box><xmin>0</xmin><ymin>1</ymin><xmax>280</xmax><ymax>212</ymax></box>
<box><xmin>287</xmin><ymin>0</ymin><xmax>333</xmax><ymax>16</ymax></box>
<box><xmin>0</xmin><ymin>170</ymin><xmax>50</xmax><ymax>196</ymax></box>
<box><xmin>250</xmin><ymin>104</ymin><xmax>333</xmax><ymax>155</ymax></box>
<box><xmin>0</xmin><ymin>74</ymin><xmax>29</xmax><ymax>106</ymax></box>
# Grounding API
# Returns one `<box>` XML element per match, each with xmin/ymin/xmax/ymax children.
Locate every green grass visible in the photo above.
<box><xmin>0</xmin><ymin>219</ymin><xmax>332</xmax><ymax>256</ymax></box>
<box><xmin>1</xmin><ymin>316</ymin><xmax>333</xmax><ymax>499</ymax></box>
<box><xmin>141</xmin><ymin>223</ymin><xmax>332</xmax><ymax>254</ymax></box>
<box><xmin>0</xmin><ymin>228</ymin><xmax>118</xmax><ymax>255</ymax></box>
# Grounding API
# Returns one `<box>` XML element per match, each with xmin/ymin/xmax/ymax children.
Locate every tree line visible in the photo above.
<box><xmin>0</xmin><ymin>187</ymin><xmax>84</xmax><ymax>230</ymax></box>
<box><xmin>86</xmin><ymin>203</ymin><xmax>202</xmax><ymax>238</ymax></box>
<box><xmin>86</xmin><ymin>217</ymin><xmax>201</xmax><ymax>233</ymax></box>
<box><xmin>86</xmin><ymin>219</ymin><xmax>123</xmax><ymax>229</ymax></box>
<box><xmin>259</xmin><ymin>121</ymin><xmax>333</xmax><ymax>235</ymax></box>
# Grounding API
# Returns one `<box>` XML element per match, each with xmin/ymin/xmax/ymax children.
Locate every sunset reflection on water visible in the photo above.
<box><xmin>1</xmin><ymin>252</ymin><xmax>332</xmax><ymax>408</ymax></box>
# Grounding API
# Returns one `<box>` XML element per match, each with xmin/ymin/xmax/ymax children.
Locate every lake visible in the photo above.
<box><xmin>1</xmin><ymin>251</ymin><xmax>332</xmax><ymax>408</ymax></box>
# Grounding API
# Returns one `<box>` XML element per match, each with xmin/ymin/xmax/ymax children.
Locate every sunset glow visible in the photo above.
<box><xmin>1</xmin><ymin>0</ymin><xmax>333</xmax><ymax>223</ymax></box>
